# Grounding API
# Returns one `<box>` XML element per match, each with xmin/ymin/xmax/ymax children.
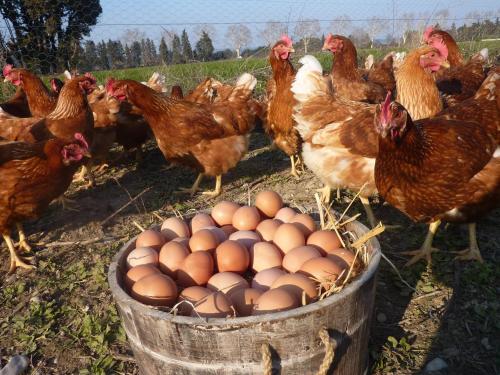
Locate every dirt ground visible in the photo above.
<box><xmin>0</xmin><ymin>133</ymin><xmax>499</xmax><ymax>374</ymax></box>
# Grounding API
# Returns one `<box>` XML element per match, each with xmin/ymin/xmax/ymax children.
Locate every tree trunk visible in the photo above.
<box><xmin>304</xmin><ymin>39</ymin><xmax>308</xmax><ymax>54</ymax></box>
<box><xmin>236</xmin><ymin>47</ymin><xmax>241</xmax><ymax>59</ymax></box>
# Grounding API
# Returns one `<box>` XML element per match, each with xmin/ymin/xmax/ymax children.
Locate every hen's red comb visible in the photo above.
<box><xmin>430</xmin><ymin>39</ymin><xmax>448</xmax><ymax>60</ymax></box>
<box><xmin>74</xmin><ymin>133</ymin><xmax>89</xmax><ymax>149</ymax></box>
<box><xmin>423</xmin><ymin>26</ymin><xmax>435</xmax><ymax>42</ymax></box>
<box><xmin>3</xmin><ymin>64</ymin><xmax>13</xmax><ymax>77</ymax></box>
<box><xmin>325</xmin><ymin>33</ymin><xmax>334</xmax><ymax>43</ymax></box>
<box><xmin>280</xmin><ymin>34</ymin><xmax>293</xmax><ymax>47</ymax></box>
<box><xmin>84</xmin><ymin>72</ymin><xmax>96</xmax><ymax>83</ymax></box>
<box><xmin>381</xmin><ymin>91</ymin><xmax>392</xmax><ymax>123</ymax></box>
<box><xmin>105</xmin><ymin>78</ymin><xmax>115</xmax><ymax>93</ymax></box>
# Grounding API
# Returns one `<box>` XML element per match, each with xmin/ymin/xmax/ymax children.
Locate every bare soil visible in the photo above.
<box><xmin>1</xmin><ymin>133</ymin><xmax>499</xmax><ymax>374</ymax></box>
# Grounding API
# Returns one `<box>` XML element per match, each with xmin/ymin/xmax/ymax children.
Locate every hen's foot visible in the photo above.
<box><xmin>56</xmin><ymin>196</ymin><xmax>79</xmax><ymax>211</ymax></box>
<box><xmin>453</xmin><ymin>223</ymin><xmax>483</xmax><ymax>262</ymax></box>
<box><xmin>402</xmin><ymin>246</ymin><xmax>440</xmax><ymax>266</ymax></box>
<box><xmin>289</xmin><ymin>156</ymin><xmax>301</xmax><ymax>180</ymax></box>
<box><xmin>454</xmin><ymin>248</ymin><xmax>484</xmax><ymax>262</ymax></box>
<box><xmin>9</xmin><ymin>253</ymin><xmax>35</xmax><ymax>274</ymax></box>
<box><xmin>174</xmin><ymin>173</ymin><xmax>204</xmax><ymax>197</ymax></box>
<box><xmin>402</xmin><ymin>220</ymin><xmax>441</xmax><ymax>266</ymax></box>
<box><xmin>201</xmin><ymin>175</ymin><xmax>222</xmax><ymax>198</ymax></box>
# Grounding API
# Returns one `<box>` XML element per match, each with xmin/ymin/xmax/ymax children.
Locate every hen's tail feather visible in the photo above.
<box><xmin>291</xmin><ymin>55</ymin><xmax>329</xmax><ymax>105</ymax></box>
<box><xmin>228</xmin><ymin>73</ymin><xmax>257</xmax><ymax>102</ymax></box>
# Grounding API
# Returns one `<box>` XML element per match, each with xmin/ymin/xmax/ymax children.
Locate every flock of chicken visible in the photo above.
<box><xmin>0</xmin><ymin>26</ymin><xmax>498</xmax><ymax>274</ymax></box>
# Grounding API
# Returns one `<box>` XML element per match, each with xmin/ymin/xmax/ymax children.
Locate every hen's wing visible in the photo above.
<box><xmin>0</xmin><ymin>140</ymin><xmax>46</xmax><ymax>165</ymax></box>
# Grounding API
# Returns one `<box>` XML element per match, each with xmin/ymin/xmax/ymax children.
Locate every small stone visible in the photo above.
<box><xmin>377</xmin><ymin>312</ymin><xmax>387</xmax><ymax>323</ymax></box>
<box><xmin>425</xmin><ymin>357</ymin><xmax>448</xmax><ymax>372</ymax></box>
<box><xmin>481</xmin><ymin>337</ymin><xmax>492</xmax><ymax>350</ymax></box>
<box><xmin>0</xmin><ymin>355</ymin><xmax>29</xmax><ymax>375</ymax></box>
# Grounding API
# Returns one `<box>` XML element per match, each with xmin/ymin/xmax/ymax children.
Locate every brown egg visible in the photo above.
<box><xmin>299</xmin><ymin>257</ymin><xmax>343</xmax><ymax>289</ymax></box>
<box><xmin>177</xmin><ymin>286</ymin><xmax>211</xmax><ymax>315</ymax></box>
<box><xmin>327</xmin><ymin>248</ymin><xmax>356</xmax><ymax>270</ymax></box>
<box><xmin>191</xmin><ymin>291</ymin><xmax>234</xmax><ymax>318</ymax></box>
<box><xmin>126</xmin><ymin>247</ymin><xmax>159</xmax><ymax>269</ymax></box>
<box><xmin>273</xmin><ymin>223</ymin><xmax>305</xmax><ymax>254</ymax></box>
<box><xmin>250</xmin><ymin>242</ymin><xmax>283</xmax><ymax>273</ymax></box>
<box><xmin>253</xmin><ymin>288</ymin><xmax>298</xmax><ymax>315</ymax></box>
<box><xmin>177</xmin><ymin>252</ymin><xmax>214</xmax><ymax>287</ymax></box>
<box><xmin>232</xmin><ymin>206</ymin><xmax>261</xmax><ymax>231</ymax></box>
<box><xmin>215</xmin><ymin>240</ymin><xmax>250</xmax><ymax>274</ymax></box>
<box><xmin>255</xmin><ymin>219</ymin><xmax>282</xmax><ymax>242</ymax></box>
<box><xmin>307</xmin><ymin>230</ymin><xmax>342</xmax><ymax>255</ymax></box>
<box><xmin>290</xmin><ymin>214</ymin><xmax>317</xmax><ymax>237</ymax></box>
<box><xmin>282</xmin><ymin>245</ymin><xmax>322</xmax><ymax>273</ymax></box>
<box><xmin>172</xmin><ymin>237</ymin><xmax>190</xmax><ymax>249</ymax></box>
<box><xmin>211</xmin><ymin>201</ymin><xmax>241</xmax><ymax>226</ymax></box>
<box><xmin>131</xmin><ymin>273</ymin><xmax>178</xmax><ymax>307</ymax></box>
<box><xmin>271</xmin><ymin>273</ymin><xmax>318</xmax><ymax>304</ymax></box>
<box><xmin>161</xmin><ymin>217</ymin><xmax>190</xmax><ymax>240</ymax></box>
<box><xmin>274</xmin><ymin>207</ymin><xmax>297</xmax><ymax>223</ymax></box>
<box><xmin>159</xmin><ymin>241</ymin><xmax>190</xmax><ymax>278</ymax></box>
<box><xmin>252</xmin><ymin>268</ymin><xmax>287</xmax><ymax>292</ymax></box>
<box><xmin>229</xmin><ymin>230</ymin><xmax>262</xmax><ymax>250</ymax></box>
<box><xmin>135</xmin><ymin>229</ymin><xmax>165</xmax><ymax>251</ymax></box>
<box><xmin>228</xmin><ymin>288</ymin><xmax>262</xmax><ymax>316</ymax></box>
<box><xmin>125</xmin><ymin>264</ymin><xmax>160</xmax><ymax>290</ymax></box>
<box><xmin>207</xmin><ymin>272</ymin><xmax>248</xmax><ymax>295</ymax></box>
<box><xmin>189</xmin><ymin>229</ymin><xmax>219</xmax><ymax>252</ymax></box>
<box><xmin>204</xmin><ymin>226</ymin><xmax>228</xmax><ymax>243</ymax></box>
<box><xmin>220</xmin><ymin>225</ymin><xmax>237</xmax><ymax>237</ymax></box>
<box><xmin>190</xmin><ymin>213</ymin><xmax>216</xmax><ymax>234</ymax></box>
<box><xmin>255</xmin><ymin>190</ymin><xmax>283</xmax><ymax>218</ymax></box>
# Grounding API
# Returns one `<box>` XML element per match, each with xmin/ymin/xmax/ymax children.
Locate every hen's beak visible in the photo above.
<box><xmin>287</xmin><ymin>47</ymin><xmax>295</xmax><ymax>53</ymax></box>
<box><xmin>440</xmin><ymin>59</ymin><xmax>450</xmax><ymax>68</ymax></box>
<box><xmin>321</xmin><ymin>44</ymin><xmax>329</xmax><ymax>51</ymax></box>
<box><xmin>378</xmin><ymin>125</ymin><xmax>389</xmax><ymax>139</ymax></box>
<box><xmin>3</xmin><ymin>77</ymin><xmax>9</xmax><ymax>82</ymax></box>
<box><xmin>83</xmin><ymin>150</ymin><xmax>92</xmax><ymax>158</ymax></box>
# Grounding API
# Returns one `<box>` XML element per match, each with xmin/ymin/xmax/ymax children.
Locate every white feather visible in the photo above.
<box><xmin>236</xmin><ymin>72</ymin><xmax>257</xmax><ymax>91</ymax></box>
<box><xmin>480</xmin><ymin>48</ymin><xmax>488</xmax><ymax>60</ymax></box>
<box><xmin>291</xmin><ymin>55</ymin><xmax>326</xmax><ymax>104</ymax></box>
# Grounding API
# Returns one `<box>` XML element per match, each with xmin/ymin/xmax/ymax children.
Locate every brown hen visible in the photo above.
<box><xmin>0</xmin><ymin>134</ymin><xmax>90</xmax><ymax>273</ymax></box>
<box><xmin>374</xmin><ymin>69</ymin><xmax>500</xmax><ymax>265</ymax></box>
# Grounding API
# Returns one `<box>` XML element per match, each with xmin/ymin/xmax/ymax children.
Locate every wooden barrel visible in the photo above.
<box><xmin>108</xmin><ymin>217</ymin><xmax>381</xmax><ymax>375</ymax></box>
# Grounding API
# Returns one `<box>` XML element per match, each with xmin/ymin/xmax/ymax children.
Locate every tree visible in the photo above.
<box><xmin>0</xmin><ymin>0</ymin><xmax>102</xmax><ymax>73</ymax></box>
<box><xmin>193</xmin><ymin>24</ymin><xmax>217</xmax><ymax>44</ymax></box>
<box><xmin>96</xmin><ymin>41</ymin><xmax>109</xmax><ymax>70</ymax></box>
<box><xmin>124</xmin><ymin>44</ymin><xmax>133</xmax><ymax>67</ymax></box>
<box><xmin>181</xmin><ymin>29</ymin><xmax>193</xmax><ymax>62</ymax></box>
<box><xmin>366</xmin><ymin>17</ymin><xmax>385</xmax><ymax>48</ymax></box>
<box><xmin>195</xmin><ymin>31</ymin><xmax>214</xmax><ymax>61</ymax></box>
<box><xmin>397</xmin><ymin>12</ymin><xmax>415</xmax><ymax>46</ymax></box>
<box><xmin>259</xmin><ymin>21</ymin><xmax>288</xmax><ymax>47</ymax></box>
<box><xmin>294</xmin><ymin>18</ymin><xmax>320</xmax><ymax>53</ymax></box>
<box><xmin>82</xmin><ymin>40</ymin><xmax>98</xmax><ymax>70</ymax></box>
<box><xmin>159</xmin><ymin>37</ymin><xmax>169</xmax><ymax>64</ymax></box>
<box><xmin>130</xmin><ymin>41</ymin><xmax>142</xmax><ymax>67</ymax></box>
<box><xmin>121</xmin><ymin>28</ymin><xmax>147</xmax><ymax>46</ymax></box>
<box><xmin>225</xmin><ymin>24</ymin><xmax>252</xmax><ymax>59</ymax></box>
<box><xmin>432</xmin><ymin>9</ymin><xmax>450</xmax><ymax>30</ymax></box>
<box><xmin>171</xmin><ymin>34</ymin><xmax>183</xmax><ymax>64</ymax></box>
<box><xmin>329</xmin><ymin>15</ymin><xmax>352</xmax><ymax>36</ymax></box>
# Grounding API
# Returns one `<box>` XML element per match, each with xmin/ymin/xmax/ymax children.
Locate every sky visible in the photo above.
<box><xmin>4</xmin><ymin>0</ymin><xmax>500</xmax><ymax>49</ymax></box>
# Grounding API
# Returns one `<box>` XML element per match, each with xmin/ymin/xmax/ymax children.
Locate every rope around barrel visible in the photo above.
<box><xmin>261</xmin><ymin>327</ymin><xmax>337</xmax><ymax>375</ymax></box>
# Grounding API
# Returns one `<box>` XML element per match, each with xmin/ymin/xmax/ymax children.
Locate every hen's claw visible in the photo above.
<box><xmin>402</xmin><ymin>247</ymin><xmax>440</xmax><ymax>266</ymax></box>
<box><xmin>9</xmin><ymin>254</ymin><xmax>35</xmax><ymax>274</ymax></box>
<box><xmin>454</xmin><ymin>248</ymin><xmax>484</xmax><ymax>262</ymax></box>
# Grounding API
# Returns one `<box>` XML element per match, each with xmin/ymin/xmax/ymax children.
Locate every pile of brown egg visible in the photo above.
<box><xmin>123</xmin><ymin>190</ymin><xmax>357</xmax><ymax>318</ymax></box>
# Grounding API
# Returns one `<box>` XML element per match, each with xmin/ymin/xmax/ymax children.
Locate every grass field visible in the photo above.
<box><xmin>0</xmin><ymin>40</ymin><xmax>499</xmax><ymax>374</ymax></box>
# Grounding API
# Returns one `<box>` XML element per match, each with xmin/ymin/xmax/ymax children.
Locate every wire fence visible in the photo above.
<box><xmin>0</xmin><ymin>0</ymin><xmax>499</xmax><ymax>96</ymax></box>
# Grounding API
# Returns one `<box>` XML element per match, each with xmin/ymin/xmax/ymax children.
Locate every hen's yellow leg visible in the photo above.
<box><xmin>175</xmin><ymin>173</ymin><xmax>203</xmax><ymax>196</ymax></box>
<box><xmin>202</xmin><ymin>175</ymin><xmax>222</xmax><ymax>197</ymax></box>
<box><xmin>454</xmin><ymin>223</ymin><xmax>484</xmax><ymax>262</ymax></box>
<box><xmin>402</xmin><ymin>220</ymin><xmax>441</xmax><ymax>266</ymax></box>
<box><xmin>3</xmin><ymin>234</ymin><xmax>35</xmax><ymax>274</ymax></box>
<box><xmin>290</xmin><ymin>155</ymin><xmax>301</xmax><ymax>179</ymax></box>
<box><xmin>16</xmin><ymin>223</ymin><xmax>33</xmax><ymax>253</ymax></box>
